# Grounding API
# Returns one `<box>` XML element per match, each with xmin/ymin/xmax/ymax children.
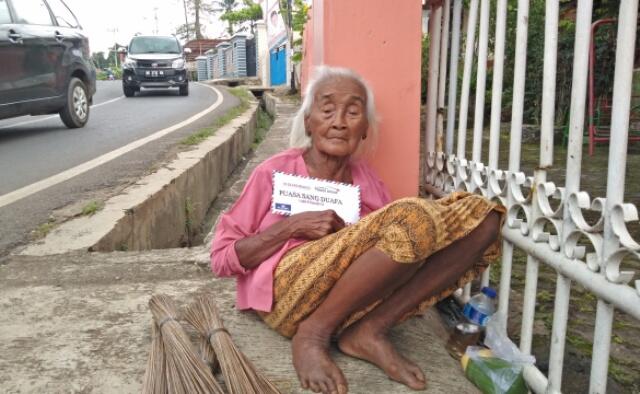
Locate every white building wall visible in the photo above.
<box><xmin>256</xmin><ymin>21</ymin><xmax>270</xmax><ymax>87</ymax></box>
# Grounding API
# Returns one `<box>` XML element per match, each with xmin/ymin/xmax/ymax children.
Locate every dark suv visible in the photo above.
<box><xmin>122</xmin><ymin>35</ymin><xmax>190</xmax><ymax>97</ymax></box>
<box><xmin>0</xmin><ymin>0</ymin><xmax>96</xmax><ymax>128</ymax></box>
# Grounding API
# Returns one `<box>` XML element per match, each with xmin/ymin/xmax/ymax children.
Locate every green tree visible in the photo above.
<box><xmin>91</xmin><ymin>52</ymin><xmax>109</xmax><ymax>70</ymax></box>
<box><xmin>176</xmin><ymin>22</ymin><xmax>197</xmax><ymax>41</ymax></box>
<box><xmin>489</xmin><ymin>0</ymin><xmax>619</xmax><ymax>126</ymax></box>
<box><xmin>192</xmin><ymin>0</ymin><xmax>214</xmax><ymax>39</ymax></box>
<box><xmin>212</xmin><ymin>0</ymin><xmax>240</xmax><ymax>35</ymax></box>
<box><xmin>220</xmin><ymin>0</ymin><xmax>263</xmax><ymax>34</ymax></box>
<box><xmin>290</xmin><ymin>0</ymin><xmax>310</xmax><ymax>63</ymax></box>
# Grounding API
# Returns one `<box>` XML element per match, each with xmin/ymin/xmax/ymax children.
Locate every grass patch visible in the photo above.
<box><xmin>253</xmin><ymin>107</ymin><xmax>273</xmax><ymax>150</ymax></box>
<box><xmin>33</xmin><ymin>220</ymin><xmax>56</xmax><ymax>239</ymax></box>
<box><xmin>181</xmin><ymin>87</ymin><xmax>253</xmax><ymax>146</ymax></box>
<box><xmin>81</xmin><ymin>200</ymin><xmax>104</xmax><ymax>216</ymax></box>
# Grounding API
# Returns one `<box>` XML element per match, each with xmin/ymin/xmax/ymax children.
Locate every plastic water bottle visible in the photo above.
<box><xmin>462</xmin><ymin>287</ymin><xmax>497</xmax><ymax>327</ymax></box>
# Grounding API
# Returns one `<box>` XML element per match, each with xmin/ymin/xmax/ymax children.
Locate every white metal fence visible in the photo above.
<box><xmin>424</xmin><ymin>1</ymin><xmax>640</xmax><ymax>392</ymax></box>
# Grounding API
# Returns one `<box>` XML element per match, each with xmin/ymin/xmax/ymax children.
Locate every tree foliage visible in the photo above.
<box><xmin>427</xmin><ymin>0</ymin><xmax>622</xmax><ymax>127</ymax></box>
<box><xmin>212</xmin><ymin>0</ymin><xmax>240</xmax><ymax>35</ymax></box>
<box><xmin>91</xmin><ymin>52</ymin><xmax>110</xmax><ymax>70</ymax></box>
<box><xmin>220</xmin><ymin>0</ymin><xmax>263</xmax><ymax>34</ymax></box>
<box><xmin>290</xmin><ymin>0</ymin><xmax>310</xmax><ymax>63</ymax></box>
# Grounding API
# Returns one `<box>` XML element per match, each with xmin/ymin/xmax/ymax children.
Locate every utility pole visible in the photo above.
<box><xmin>153</xmin><ymin>7</ymin><xmax>159</xmax><ymax>35</ymax></box>
<box><xmin>107</xmin><ymin>27</ymin><xmax>119</xmax><ymax>68</ymax></box>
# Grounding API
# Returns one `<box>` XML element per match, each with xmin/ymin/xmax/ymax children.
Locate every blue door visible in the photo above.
<box><xmin>270</xmin><ymin>46</ymin><xmax>286</xmax><ymax>86</ymax></box>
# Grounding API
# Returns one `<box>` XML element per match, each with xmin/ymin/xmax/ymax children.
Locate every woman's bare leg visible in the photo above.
<box><xmin>292</xmin><ymin>211</ymin><xmax>501</xmax><ymax>393</ymax></box>
<box><xmin>337</xmin><ymin>211</ymin><xmax>501</xmax><ymax>389</ymax></box>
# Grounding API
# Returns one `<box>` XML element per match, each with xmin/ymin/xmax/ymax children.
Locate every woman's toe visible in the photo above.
<box><xmin>323</xmin><ymin>378</ymin><xmax>336</xmax><ymax>393</ymax></box>
<box><xmin>307</xmin><ymin>381</ymin><xmax>318</xmax><ymax>392</ymax></box>
<box><xmin>409</xmin><ymin>365</ymin><xmax>426</xmax><ymax>382</ymax></box>
<box><xmin>319</xmin><ymin>381</ymin><xmax>330</xmax><ymax>394</ymax></box>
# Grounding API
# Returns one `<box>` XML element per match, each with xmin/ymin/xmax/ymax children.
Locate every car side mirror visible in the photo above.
<box><xmin>184</xmin><ymin>48</ymin><xmax>192</xmax><ymax>54</ymax></box>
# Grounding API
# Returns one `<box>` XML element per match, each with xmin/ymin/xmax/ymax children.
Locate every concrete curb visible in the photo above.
<box><xmin>20</xmin><ymin>101</ymin><xmax>259</xmax><ymax>256</ymax></box>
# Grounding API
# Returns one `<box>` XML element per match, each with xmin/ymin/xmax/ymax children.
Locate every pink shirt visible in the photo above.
<box><xmin>210</xmin><ymin>148</ymin><xmax>391</xmax><ymax>312</ymax></box>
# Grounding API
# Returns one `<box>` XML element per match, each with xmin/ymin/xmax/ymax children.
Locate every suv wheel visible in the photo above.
<box><xmin>179</xmin><ymin>84</ymin><xmax>189</xmax><ymax>96</ymax></box>
<box><xmin>60</xmin><ymin>78</ymin><xmax>90</xmax><ymax>128</ymax></box>
<box><xmin>123</xmin><ymin>86</ymin><xmax>136</xmax><ymax>97</ymax></box>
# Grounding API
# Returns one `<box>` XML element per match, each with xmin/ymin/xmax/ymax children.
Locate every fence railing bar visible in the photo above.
<box><xmin>487</xmin><ymin>0</ymin><xmax>507</xmax><ymax>170</ymax></box>
<box><xmin>458</xmin><ymin>0</ymin><xmax>479</xmax><ymax>302</ymax></box>
<box><xmin>446</xmin><ymin>0</ymin><xmax>462</xmax><ymax>155</ymax></box>
<box><xmin>590</xmin><ymin>1</ymin><xmax>639</xmax><ymax>392</ymax></box>
<box><xmin>456</xmin><ymin>0</ymin><xmax>479</xmax><ymax>159</ymax></box>
<box><xmin>535</xmin><ymin>1</ymin><xmax>569</xmax><ymax>391</ymax></box>
<box><xmin>563</xmin><ymin>2</ymin><xmax>592</xmax><ymax>195</ymax></box>
<box><xmin>522</xmin><ymin>364</ymin><xmax>549</xmax><ymax>394</ymax></box>
<box><xmin>505</xmin><ymin>0</ymin><xmax>536</xmax><ymax>355</ymax></box>
<box><xmin>548</xmin><ymin>273</ymin><xmax>571</xmax><ymax>392</ymax></box>
<box><xmin>590</xmin><ymin>300</ymin><xmax>614</xmax><ymax>393</ymax></box>
<box><xmin>483</xmin><ymin>0</ymin><xmax>509</xmax><ymax>292</ymax></box>
<box><xmin>507</xmin><ymin>0</ymin><xmax>528</xmax><ymax>173</ymax></box>
<box><xmin>437</xmin><ymin>0</ymin><xmax>451</xmax><ymax>153</ymax></box>
<box><xmin>553</xmin><ymin>0</ymin><xmax>592</xmax><ymax>388</ymax></box>
<box><xmin>520</xmin><ymin>254</ymin><xmax>540</xmax><ymax>355</ymax></box>
<box><xmin>471</xmin><ymin>0</ymin><xmax>490</xmax><ymax>163</ymax></box>
<box><xmin>497</xmin><ymin>241</ymin><xmax>514</xmax><ymax>329</ymax></box>
<box><xmin>502</xmin><ymin>227</ymin><xmax>640</xmax><ymax>320</ymax></box>
<box><xmin>426</xmin><ymin>4</ymin><xmax>443</xmax><ymax>157</ymax></box>
<box><xmin>539</xmin><ymin>4</ymin><xmax>558</xmax><ymax>168</ymax></box>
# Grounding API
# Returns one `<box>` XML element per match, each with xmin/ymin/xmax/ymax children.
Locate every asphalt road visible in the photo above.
<box><xmin>0</xmin><ymin>80</ymin><xmax>240</xmax><ymax>258</ymax></box>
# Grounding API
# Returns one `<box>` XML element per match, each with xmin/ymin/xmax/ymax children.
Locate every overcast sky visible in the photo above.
<box><xmin>64</xmin><ymin>0</ymin><xmax>227</xmax><ymax>54</ymax></box>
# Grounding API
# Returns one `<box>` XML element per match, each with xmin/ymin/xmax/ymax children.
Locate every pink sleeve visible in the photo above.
<box><xmin>210</xmin><ymin>166</ymin><xmax>273</xmax><ymax>277</ymax></box>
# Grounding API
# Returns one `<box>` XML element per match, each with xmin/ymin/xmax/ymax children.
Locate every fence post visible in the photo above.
<box><xmin>425</xmin><ymin>2</ymin><xmax>443</xmax><ymax>185</ymax></box>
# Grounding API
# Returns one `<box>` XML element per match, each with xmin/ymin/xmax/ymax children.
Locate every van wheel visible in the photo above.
<box><xmin>60</xmin><ymin>77</ymin><xmax>90</xmax><ymax>128</ymax></box>
<box><xmin>123</xmin><ymin>86</ymin><xmax>136</xmax><ymax>97</ymax></box>
<box><xmin>179</xmin><ymin>84</ymin><xmax>189</xmax><ymax>96</ymax></box>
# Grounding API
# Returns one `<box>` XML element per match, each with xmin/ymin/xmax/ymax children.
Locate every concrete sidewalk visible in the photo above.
<box><xmin>0</xmin><ymin>96</ymin><xmax>478</xmax><ymax>393</ymax></box>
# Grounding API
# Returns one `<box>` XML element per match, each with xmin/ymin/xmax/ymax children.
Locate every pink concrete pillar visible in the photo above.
<box><xmin>302</xmin><ymin>0</ymin><xmax>423</xmax><ymax>199</ymax></box>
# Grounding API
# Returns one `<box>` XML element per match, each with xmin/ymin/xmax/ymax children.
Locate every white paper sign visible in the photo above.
<box><xmin>271</xmin><ymin>171</ymin><xmax>361</xmax><ymax>224</ymax></box>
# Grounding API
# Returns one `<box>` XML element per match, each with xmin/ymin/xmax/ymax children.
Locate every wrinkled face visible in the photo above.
<box><xmin>304</xmin><ymin>77</ymin><xmax>369</xmax><ymax>158</ymax></box>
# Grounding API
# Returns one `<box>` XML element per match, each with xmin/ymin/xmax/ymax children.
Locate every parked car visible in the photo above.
<box><xmin>121</xmin><ymin>35</ymin><xmax>191</xmax><ymax>97</ymax></box>
<box><xmin>0</xmin><ymin>0</ymin><xmax>97</xmax><ymax>128</ymax></box>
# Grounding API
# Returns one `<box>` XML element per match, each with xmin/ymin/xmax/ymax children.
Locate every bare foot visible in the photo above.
<box><xmin>292</xmin><ymin>321</ymin><xmax>348</xmax><ymax>394</ymax></box>
<box><xmin>338</xmin><ymin>321</ymin><xmax>426</xmax><ymax>390</ymax></box>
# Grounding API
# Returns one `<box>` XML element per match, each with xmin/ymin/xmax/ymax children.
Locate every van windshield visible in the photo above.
<box><xmin>129</xmin><ymin>37</ymin><xmax>181</xmax><ymax>54</ymax></box>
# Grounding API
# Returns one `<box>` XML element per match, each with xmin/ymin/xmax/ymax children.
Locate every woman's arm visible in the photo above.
<box><xmin>211</xmin><ymin>164</ymin><xmax>346</xmax><ymax>276</ymax></box>
<box><xmin>234</xmin><ymin>210</ymin><xmax>346</xmax><ymax>269</ymax></box>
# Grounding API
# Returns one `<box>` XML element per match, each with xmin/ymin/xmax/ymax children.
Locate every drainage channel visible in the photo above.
<box><xmin>19</xmin><ymin>91</ymin><xmax>279</xmax><ymax>256</ymax></box>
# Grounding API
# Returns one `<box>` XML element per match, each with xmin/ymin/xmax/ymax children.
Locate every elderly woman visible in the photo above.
<box><xmin>211</xmin><ymin>66</ymin><xmax>504</xmax><ymax>393</ymax></box>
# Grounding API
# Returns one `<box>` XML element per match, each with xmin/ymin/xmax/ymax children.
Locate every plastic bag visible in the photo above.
<box><xmin>484</xmin><ymin>312</ymin><xmax>536</xmax><ymax>364</ymax></box>
<box><xmin>461</xmin><ymin>347</ymin><xmax>528</xmax><ymax>394</ymax></box>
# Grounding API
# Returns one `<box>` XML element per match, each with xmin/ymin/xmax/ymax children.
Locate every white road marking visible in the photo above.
<box><xmin>0</xmin><ymin>96</ymin><xmax>125</xmax><ymax>130</ymax></box>
<box><xmin>0</xmin><ymin>84</ymin><xmax>223</xmax><ymax>208</ymax></box>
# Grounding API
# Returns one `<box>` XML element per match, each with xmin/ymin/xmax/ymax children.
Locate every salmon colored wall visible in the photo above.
<box><xmin>302</xmin><ymin>0</ymin><xmax>423</xmax><ymax>199</ymax></box>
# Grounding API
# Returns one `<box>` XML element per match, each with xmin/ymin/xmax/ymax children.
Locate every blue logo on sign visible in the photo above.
<box><xmin>275</xmin><ymin>203</ymin><xmax>291</xmax><ymax>212</ymax></box>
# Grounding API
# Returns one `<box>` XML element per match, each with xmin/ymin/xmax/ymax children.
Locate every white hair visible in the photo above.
<box><xmin>289</xmin><ymin>65</ymin><xmax>379</xmax><ymax>157</ymax></box>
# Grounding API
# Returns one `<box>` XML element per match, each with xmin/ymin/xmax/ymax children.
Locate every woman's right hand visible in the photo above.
<box><xmin>289</xmin><ymin>210</ymin><xmax>346</xmax><ymax>239</ymax></box>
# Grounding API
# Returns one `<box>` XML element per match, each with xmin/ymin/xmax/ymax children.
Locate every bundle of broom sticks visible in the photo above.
<box><xmin>184</xmin><ymin>295</ymin><xmax>281</xmax><ymax>394</ymax></box>
<box><xmin>142</xmin><ymin>293</ymin><xmax>280</xmax><ymax>394</ymax></box>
